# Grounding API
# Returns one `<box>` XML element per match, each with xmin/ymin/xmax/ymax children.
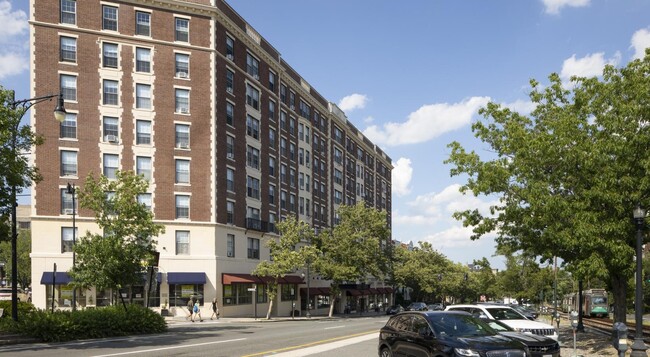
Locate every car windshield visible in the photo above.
<box><xmin>427</xmin><ymin>314</ymin><xmax>497</xmax><ymax>338</ymax></box>
<box><xmin>485</xmin><ymin>307</ymin><xmax>525</xmax><ymax>320</ymax></box>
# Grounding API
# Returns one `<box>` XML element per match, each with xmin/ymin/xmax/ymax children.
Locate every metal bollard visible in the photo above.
<box><xmin>611</xmin><ymin>322</ymin><xmax>628</xmax><ymax>357</ymax></box>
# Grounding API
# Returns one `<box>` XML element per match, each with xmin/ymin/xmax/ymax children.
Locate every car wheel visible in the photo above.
<box><xmin>379</xmin><ymin>347</ymin><xmax>392</xmax><ymax>357</ymax></box>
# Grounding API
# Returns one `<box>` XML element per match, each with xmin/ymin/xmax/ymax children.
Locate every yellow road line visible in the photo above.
<box><xmin>241</xmin><ymin>329</ymin><xmax>378</xmax><ymax>357</ymax></box>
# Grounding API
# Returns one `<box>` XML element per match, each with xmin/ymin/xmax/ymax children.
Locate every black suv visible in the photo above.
<box><xmin>406</xmin><ymin>302</ymin><xmax>428</xmax><ymax>311</ymax></box>
<box><xmin>378</xmin><ymin>311</ymin><xmax>529</xmax><ymax>357</ymax></box>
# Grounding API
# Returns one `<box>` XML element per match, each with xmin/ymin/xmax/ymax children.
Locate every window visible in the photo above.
<box><xmin>175</xmin><ymin>53</ymin><xmax>189</xmax><ymax>77</ymax></box>
<box><xmin>334</xmin><ymin>147</ymin><xmax>343</xmax><ymax>164</ymax></box>
<box><xmin>269</xmin><ymin>128</ymin><xmax>276</xmax><ymax>147</ymax></box>
<box><xmin>246</xmin><ymin>84</ymin><xmax>259</xmax><ymax>110</ymax></box>
<box><xmin>175</xmin><ymin>88</ymin><xmax>189</xmax><ymax>113</ymax></box>
<box><xmin>269</xmin><ymin>184</ymin><xmax>276</xmax><ymax>205</ymax></box>
<box><xmin>226</xmin><ymin>135</ymin><xmax>235</xmax><ymax>159</ymax></box>
<box><xmin>289</xmin><ymin>168</ymin><xmax>296</xmax><ymax>187</ymax></box>
<box><xmin>60</xmin><ymin>150</ymin><xmax>77</xmax><ymax>176</ymax></box>
<box><xmin>175</xmin><ymin>17</ymin><xmax>189</xmax><ymax>42</ymax></box>
<box><xmin>226</xmin><ymin>102</ymin><xmax>234</xmax><ymax>126</ymax></box>
<box><xmin>299</xmin><ymin>148</ymin><xmax>304</xmax><ymax>165</ymax></box>
<box><xmin>289</xmin><ymin>117</ymin><xmax>295</xmax><ymax>135</ymax></box>
<box><xmin>136</xmin><ymin>156</ymin><xmax>152</xmax><ymax>181</ymax></box>
<box><xmin>247</xmin><ymin>237</ymin><xmax>260</xmax><ymax>259</ymax></box>
<box><xmin>246</xmin><ymin>115</ymin><xmax>259</xmax><ymax>139</ymax></box>
<box><xmin>247</xmin><ymin>176</ymin><xmax>260</xmax><ymax>199</ymax></box>
<box><xmin>226</xmin><ymin>69</ymin><xmax>234</xmax><ymax>93</ymax></box>
<box><xmin>280</xmin><ymin>84</ymin><xmax>286</xmax><ymax>103</ymax></box>
<box><xmin>136</xmin><ymin>120</ymin><xmax>151</xmax><ymax>145</ymax></box>
<box><xmin>299</xmin><ymin>100</ymin><xmax>310</xmax><ymax>118</ymax></box>
<box><xmin>138</xmin><ymin>193</ymin><xmax>152</xmax><ymax>211</ymax></box>
<box><xmin>289</xmin><ymin>143</ymin><xmax>296</xmax><ymax>161</ymax></box>
<box><xmin>135</xmin><ymin>11</ymin><xmax>150</xmax><ymax>36</ymax></box>
<box><xmin>136</xmin><ymin>47</ymin><xmax>151</xmax><ymax>73</ymax></box>
<box><xmin>175</xmin><ymin>159</ymin><xmax>190</xmax><ymax>184</ymax></box>
<box><xmin>298</xmin><ymin>123</ymin><xmax>304</xmax><ymax>141</ymax></box>
<box><xmin>103</xmin><ymin>154</ymin><xmax>119</xmax><ymax>179</ymax></box>
<box><xmin>60</xmin><ymin>113</ymin><xmax>76</xmax><ymax>139</ymax></box>
<box><xmin>289</xmin><ymin>194</ymin><xmax>296</xmax><ymax>212</ymax></box>
<box><xmin>226</xmin><ymin>200</ymin><xmax>234</xmax><ymax>224</ymax></box>
<box><xmin>280</xmin><ymin>164</ymin><xmax>287</xmax><ymax>183</ymax></box>
<box><xmin>227</xmin><ymin>234</ymin><xmax>235</xmax><ymax>257</ymax></box>
<box><xmin>226</xmin><ymin>168</ymin><xmax>235</xmax><ymax>191</ymax></box>
<box><xmin>299</xmin><ymin>197</ymin><xmax>304</xmax><ymax>215</ymax></box>
<box><xmin>269</xmin><ymin>71</ymin><xmax>276</xmax><ymax>91</ymax></box>
<box><xmin>334</xmin><ymin>126</ymin><xmax>343</xmax><ymax>144</ymax></box>
<box><xmin>280</xmin><ymin>137</ymin><xmax>287</xmax><ymax>156</ymax></box>
<box><xmin>269</xmin><ymin>100</ymin><xmax>276</xmax><ymax>121</ymax></box>
<box><xmin>280</xmin><ymin>111</ymin><xmax>287</xmax><ymax>130</ymax></box>
<box><xmin>60</xmin><ymin>0</ymin><xmax>76</xmax><ymax>24</ymax></box>
<box><xmin>226</xmin><ymin>35</ymin><xmax>234</xmax><ymax>59</ymax></box>
<box><xmin>102</xmin><ymin>5</ymin><xmax>118</xmax><ymax>31</ymax></box>
<box><xmin>281</xmin><ymin>284</ymin><xmax>296</xmax><ymax>301</ymax></box>
<box><xmin>136</xmin><ymin>84</ymin><xmax>151</xmax><ymax>109</ymax></box>
<box><xmin>334</xmin><ymin>169</ymin><xmax>343</xmax><ymax>185</ymax></box>
<box><xmin>289</xmin><ymin>91</ymin><xmax>295</xmax><ymax>109</ymax></box>
<box><xmin>175</xmin><ymin>231</ymin><xmax>189</xmax><ymax>255</ymax></box>
<box><xmin>175</xmin><ymin>195</ymin><xmax>189</xmax><ymax>219</ymax></box>
<box><xmin>223</xmin><ymin>283</ymin><xmax>253</xmax><ymax>305</ymax></box>
<box><xmin>102</xmin><ymin>116</ymin><xmax>118</xmax><ymax>140</ymax></box>
<box><xmin>60</xmin><ymin>188</ymin><xmax>77</xmax><ymax>214</ymax></box>
<box><xmin>175</xmin><ymin>124</ymin><xmax>190</xmax><ymax>148</ymax></box>
<box><xmin>103</xmin><ymin>80</ymin><xmax>118</xmax><ymax>105</ymax></box>
<box><xmin>269</xmin><ymin>157</ymin><xmax>276</xmax><ymax>176</ymax></box>
<box><xmin>299</xmin><ymin>172</ymin><xmax>304</xmax><ymax>190</ymax></box>
<box><xmin>246</xmin><ymin>145</ymin><xmax>259</xmax><ymax>169</ymax></box>
<box><xmin>334</xmin><ymin>190</ymin><xmax>342</xmax><ymax>204</ymax></box>
<box><xmin>60</xmin><ymin>36</ymin><xmax>76</xmax><ymax>62</ymax></box>
<box><xmin>280</xmin><ymin>190</ymin><xmax>287</xmax><ymax>209</ymax></box>
<box><xmin>60</xmin><ymin>74</ymin><xmax>76</xmax><ymax>101</ymax></box>
<box><xmin>102</xmin><ymin>42</ymin><xmax>118</xmax><ymax>68</ymax></box>
<box><xmin>246</xmin><ymin>53</ymin><xmax>259</xmax><ymax>78</ymax></box>
<box><xmin>61</xmin><ymin>227</ymin><xmax>77</xmax><ymax>253</ymax></box>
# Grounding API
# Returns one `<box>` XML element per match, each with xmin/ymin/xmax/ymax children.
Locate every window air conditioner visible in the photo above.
<box><xmin>63</xmin><ymin>208</ymin><xmax>74</xmax><ymax>215</ymax></box>
<box><xmin>227</xmin><ymin>252</ymin><xmax>233</xmax><ymax>257</ymax></box>
<box><xmin>180</xmin><ymin>108</ymin><xmax>189</xmax><ymax>114</ymax></box>
<box><xmin>226</xmin><ymin>54</ymin><xmax>234</xmax><ymax>60</ymax></box>
<box><xmin>177</xmin><ymin>72</ymin><xmax>188</xmax><ymax>78</ymax></box>
<box><xmin>105</xmin><ymin>135</ymin><xmax>118</xmax><ymax>143</ymax></box>
<box><xmin>227</xmin><ymin>152</ymin><xmax>234</xmax><ymax>159</ymax></box>
<box><xmin>179</xmin><ymin>142</ymin><xmax>189</xmax><ymax>149</ymax></box>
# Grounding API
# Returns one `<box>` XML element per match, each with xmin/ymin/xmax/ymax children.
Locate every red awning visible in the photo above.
<box><xmin>320</xmin><ymin>287</ymin><xmax>331</xmax><ymax>296</ymax></box>
<box><xmin>369</xmin><ymin>288</ymin><xmax>379</xmax><ymax>295</ymax></box>
<box><xmin>385</xmin><ymin>287</ymin><xmax>394</xmax><ymax>293</ymax></box>
<box><xmin>222</xmin><ymin>273</ymin><xmax>303</xmax><ymax>285</ymax></box>
<box><xmin>280</xmin><ymin>275</ymin><xmax>304</xmax><ymax>284</ymax></box>
<box><xmin>376</xmin><ymin>287</ymin><xmax>386</xmax><ymax>294</ymax></box>
<box><xmin>300</xmin><ymin>287</ymin><xmax>322</xmax><ymax>296</ymax></box>
<box><xmin>347</xmin><ymin>289</ymin><xmax>363</xmax><ymax>297</ymax></box>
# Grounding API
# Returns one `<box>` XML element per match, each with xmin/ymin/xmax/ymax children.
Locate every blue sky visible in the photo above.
<box><xmin>2</xmin><ymin>0</ymin><xmax>650</xmax><ymax>270</ymax></box>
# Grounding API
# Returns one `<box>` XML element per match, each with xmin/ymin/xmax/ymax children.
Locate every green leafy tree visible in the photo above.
<box><xmin>0</xmin><ymin>228</ymin><xmax>31</xmax><ymax>289</ymax></box>
<box><xmin>392</xmin><ymin>242</ymin><xmax>450</xmax><ymax>303</ymax></box>
<box><xmin>253</xmin><ymin>216</ymin><xmax>310</xmax><ymax>320</ymax></box>
<box><xmin>313</xmin><ymin>202</ymin><xmax>391</xmax><ymax>317</ymax></box>
<box><xmin>471</xmin><ymin>258</ymin><xmax>499</xmax><ymax>301</ymax></box>
<box><xmin>445</xmin><ymin>53</ymin><xmax>650</xmax><ymax>322</ymax></box>
<box><xmin>69</xmin><ymin>171</ymin><xmax>165</xmax><ymax>310</ymax></box>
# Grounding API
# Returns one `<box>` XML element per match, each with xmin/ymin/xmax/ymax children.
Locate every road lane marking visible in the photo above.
<box><xmin>264</xmin><ymin>333</ymin><xmax>378</xmax><ymax>357</ymax></box>
<box><xmin>323</xmin><ymin>326</ymin><xmax>345</xmax><ymax>330</ymax></box>
<box><xmin>91</xmin><ymin>337</ymin><xmax>246</xmax><ymax>356</ymax></box>
<box><xmin>241</xmin><ymin>330</ymin><xmax>377</xmax><ymax>357</ymax></box>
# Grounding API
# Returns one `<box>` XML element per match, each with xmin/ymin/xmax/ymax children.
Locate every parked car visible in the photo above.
<box><xmin>378</xmin><ymin>311</ymin><xmax>529</xmax><ymax>357</ymax></box>
<box><xmin>0</xmin><ymin>287</ymin><xmax>31</xmax><ymax>302</ymax></box>
<box><xmin>445</xmin><ymin>304</ymin><xmax>558</xmax><ymax>340</ymax></box>
<box><xmin>427</xmin><ymin>303</ymin><xmax>444</xmax><ymax>311</ymax></box>
<box><xmin>510</xmin><ymin>304</ymin><xmax>539</xmax><ymax>320</ymax></box>
<box><xmin>486</xmin><ymin>319</ymin><xmax>560</xmax><ymax>357</ymax></box>
<box><xmin>405</xmin><ymin>302</ymin><xmax>428</xmax><ymax>311</ymax></box>
<box><xmin>385</xmin><ymin>305</ymin><xmax>404</xmax><ymax>315</ymax></box>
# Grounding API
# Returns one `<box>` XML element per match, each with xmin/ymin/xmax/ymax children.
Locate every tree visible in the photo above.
<box><xmin>69</xmin><ymin>171</ymin><xmax>165</xmax><ymax>310</ymax></box>
<box><xmin>313</xmin><ymin>202</ymin><xmax>391</xmax><ymax>317</ymax></box>
<box><xmin>392</xmin><ymin>242</ymin><xmax>450</xmax><ymax>303</ymax></box>
<box><xmin>252</xmin><ymin>216</ymin><xmax>310</xmax><ymax>320</ymax></box>
<box><xmin>445</xmin><ymin>53</ymin><xmax>650</xmax><ymax>322</ymax></box>
<box><xmin>0</xmin><ymin>228</ymin><xmax>31</xmax><ymax>289</ymax></box>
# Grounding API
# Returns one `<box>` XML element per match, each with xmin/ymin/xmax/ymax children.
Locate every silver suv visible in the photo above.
<box><xmin>445</xmin><ymin>304</ymin><xmax>558</xmax><ymax>340</ymax></box>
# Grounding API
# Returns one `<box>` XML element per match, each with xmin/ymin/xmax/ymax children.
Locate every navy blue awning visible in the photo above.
<box><xmin>167</xmin><ymin>272</ymin><xmax>206</xmax><ymax>285</ymax></box>
<box><xmin>40</xmin><ymin>272</ymin><xmax>72</xmax><ymax>285</ymax></box>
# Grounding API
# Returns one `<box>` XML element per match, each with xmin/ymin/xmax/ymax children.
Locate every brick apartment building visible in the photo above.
<box><xmin>28</xmin><ymin>0</ymin><xmax>392</xmax><ymax>317</ymax></box>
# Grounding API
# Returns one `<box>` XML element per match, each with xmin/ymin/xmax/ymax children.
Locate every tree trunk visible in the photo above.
<box><xmin>328</xmin><ymin>295</ymin><xmax>335</xmax><ymax>318</ymax></box>
<box><xmin>266</xmin><ymin>297</ymin><xmax>274</xmax><ymax>320</ymax></box>
<box><xmin>610</xmin><ymin>273</ymin><xmax>628</xmax><ymax>322</ymax></box>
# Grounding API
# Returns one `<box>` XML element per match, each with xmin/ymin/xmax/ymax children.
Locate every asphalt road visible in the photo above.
<box><xmin>0</xmin><ymin>315</ymin><xmax>388</xmax><ymax>357</ymax></box>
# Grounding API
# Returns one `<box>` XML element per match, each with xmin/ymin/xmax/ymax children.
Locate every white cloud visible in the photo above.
<box><xmin>363</xmin><ymin>96</ymin><xmax>490</xmax><ymax>147</ymax></box>
<box><xmin>560</xmin><ymin>52</ymin><xmax>620</xmax><ymax>82</ymax></box>
<box><xmin>631</xmin><ymin>28</ymin><xmax>650</xmax><ymax>60</ymax></box>
<box><xmin>0</xmin><ymin>1</ymin><xmax>27</xmax><ymax>40</ymax></box>
<box><xmin>338</xmin><ymin>93</ymin><xmax>368</xmax><ymax>112</ymax></box>
<box><xmin>420</xmin><ymin>225</ymin><xmax>480</xmax><ymax>249</ymax></box>
<box><xmin>391</xmin><ymin>157</ymin><xmax>413</xmax><ymax>196</ymax></box>
<box><xmin>503</xmin><ymin>99</ymin><xmax>536</xmax><ymax>115</ymax></box>
<box><xmin>0</xmin><ymin>52</ymin><xmax>28</xmax><ymax>80</ymax></box>
<box><xmin>363</xmin><ymin>116</ymin><xmax>374</xmax><ymax>124</ymax></box>
<box><xmin>541</xmin><ymin>0</ymin><xmax>590</xmax><ymax>15</ymax></box>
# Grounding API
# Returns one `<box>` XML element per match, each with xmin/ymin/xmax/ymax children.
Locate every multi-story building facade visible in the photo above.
<box><xmin>29</xmin><ymin>0</ymin><xmax>392</xmax><ymax>317</ymax></box>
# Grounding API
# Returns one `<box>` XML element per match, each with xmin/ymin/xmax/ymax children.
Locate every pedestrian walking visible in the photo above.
<box><xmin>210</xmin><ymin>298</ymin><xmax>220</xmax><ymax>320</ymax></box>
<box><xmin>186</xmin><ymin>297</ymin><xmax>194</xmax><ymax>320</ymax></box>
<box><xmin>193</xmin><ymin>299</ymin><xmax>203</xmax><ymax>322</ymax></box>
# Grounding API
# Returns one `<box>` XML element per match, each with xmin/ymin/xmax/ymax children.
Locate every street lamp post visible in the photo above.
<box><xmin>66</xmin><ymin>183</ymin><xmax>76</xmax><ymax>311</ymax></box>
<box><xmin>631</xmin><ymin>204</ymin><xmax>648</xmax><ymax>357</ymax></box>
<box><xmin>8</xmin><ymin>91</ymin><xmax>66</xmax><ymax>321</ymax></box>
<box><xmin>306</xmin><ymin>259</ymin><xmax>311</xmax><ymax>318</ymax></box>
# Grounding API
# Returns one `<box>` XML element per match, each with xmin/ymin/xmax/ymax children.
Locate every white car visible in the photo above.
<box><xmin>445</xmin><ymin>304</ymin><xmax>558</xmax><ymax>341</ymax></box>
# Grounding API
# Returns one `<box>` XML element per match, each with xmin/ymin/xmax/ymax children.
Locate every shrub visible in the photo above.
<box><xmin>11</xmin><ymin>304</ymin><xmax>167</xmax><ymax>342</ymax></box>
